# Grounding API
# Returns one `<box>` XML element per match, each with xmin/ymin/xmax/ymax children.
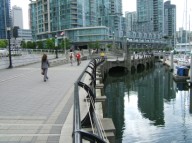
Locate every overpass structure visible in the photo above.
<box><xmin>72</xmin><ymin>38</ymin><xmax>167</xmax><ymax>51</ymax></box>
<box><xmin>71</xmin><ymin>31</ymin><xmax>168</xmax><ymax>51</ymax></box>
<box><xmin>101</xmin><ymin>54</ymin><xmax>155</xmax><ymax>75</ymax></box>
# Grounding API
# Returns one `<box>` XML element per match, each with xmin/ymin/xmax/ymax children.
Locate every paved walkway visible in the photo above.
<box><xmin>0</xmin><ymin>58</ymin><xmax>90</xmax><ymax>143</ymax></box>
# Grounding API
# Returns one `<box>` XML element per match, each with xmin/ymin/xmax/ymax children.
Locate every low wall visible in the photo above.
<box><xmin>95</xmin><ymin>63</ymin><xmax>116</xmax><ymax>143</ymax></box>
<box><xmin>0</xmin><ymin>54</ymin><xmax>66</xmax><ymax>70</ymax></box>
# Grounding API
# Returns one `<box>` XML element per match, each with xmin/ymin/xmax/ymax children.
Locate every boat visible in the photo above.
<box><xmin>173</xmin><ymin>65</ymin><xmax>190</xmax><ymax>82</ymax></box>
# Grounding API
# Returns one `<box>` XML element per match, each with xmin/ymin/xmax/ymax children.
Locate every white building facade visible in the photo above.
<box><xmin>12</xmin><ymin>5</ymin><xmax>23</xmax><ymax>29</ymax></box>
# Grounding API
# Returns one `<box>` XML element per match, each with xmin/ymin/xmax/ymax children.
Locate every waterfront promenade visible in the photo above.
<box><xmin>0</xmin><ymin>58</ymin><xmax>90</xmax><ymax>143</ymax></box>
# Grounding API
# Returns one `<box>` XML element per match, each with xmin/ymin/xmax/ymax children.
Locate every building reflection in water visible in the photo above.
<box><xmin>104</xmin><ymin>71</ymin><xmax>129</xmax><ymax>143</ymax></box>
<box><xmin>104</xmin><ymin>62</ymin><xmax>192</xmax><ymax>143</ymax></box>
<box><xmin>190</xmin><ymin>87</ymin><xmax>192</xmax><ymax>113</ymax></box>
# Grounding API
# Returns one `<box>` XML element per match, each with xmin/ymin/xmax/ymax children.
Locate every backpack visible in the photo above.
<box><xmin>70</xmin><ymin>53</ymin><xmax>73</xmax><ymax>59</ymax></box>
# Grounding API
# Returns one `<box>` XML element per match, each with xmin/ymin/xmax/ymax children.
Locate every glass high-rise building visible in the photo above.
<box><xmin>164</xmin><ymin>0</ymin><xmax>176</xmax><ymax>46</ymax></box>
<box><xmin>0</xmin><ymin>0</ymin><xmax>11</xmax><ymax>39</ymax></box>
<box><xmin>137</xmin><ymin>0</ymin><xmax>164</xmax><ymax>34</ymax></box>
<box><xmin>125</xmin><ymin>11</ymin><xmax>137</xmax><ymax>33</ymax></box>
<box><xmin>29</xmin><ymin>0</ymin><xmax>123</xmax><ymax>42</ymax></box>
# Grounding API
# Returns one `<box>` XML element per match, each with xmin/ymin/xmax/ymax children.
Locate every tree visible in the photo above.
<box><xmin>165</xmin><ymin>47</ymin><xmax>169</xmax><ymax>51</ymax></box>
<box><xmin>95</xmin><ymin>41</ymin><xmax>100</xmax><ymax>50</ymax></box>
<box><xmin>36</xmin><ymin>41</ymin><xmax>43</xmax><ymax>49</ymax></box>
<box><xmin>0</xmin><ymin>40</ymin><xmax>7</xmax><ymax>48</ymax></box>
<box><xmin>88</xmin><ymin>42</ymin><xmax>95</xmax><ymax>50</ymax></box>
<box><xmin>21</xmin><ymin>40</ymin><xmax>27</xmax><ymax>48</ymax></box>
<box><xmin>60</xmin><ymin>38</ymin><xmax>71</xmax><ymax>50</ymax></box>
<box><xmin>32</xmin><ymin>42</ymin><xmax>36</xmax><ymax>49</ymax></box>
<box><xmin>27</xmin><ymin>41</ymin><xmax>33</xmax><ymax>49</ymax></box>
<box><xmin>4</xmin><ymin>40</ymin><xmax>8</xmax><ymax>47</ymax></box>
<box><xmin>45</xmin><ymin>38</ymin><xmax>54</xmax><ymax>49</ymax></box>
<box><xmin>107</xmin><ymin>44</ymin><xmax>112</xmax><ymax>50</ymax></box>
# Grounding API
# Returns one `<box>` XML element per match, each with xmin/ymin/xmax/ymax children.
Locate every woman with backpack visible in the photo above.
<box><xmin>69</xmin><ymin>49</ymin><xmax>74</xmax><ymax>65</ymax></box>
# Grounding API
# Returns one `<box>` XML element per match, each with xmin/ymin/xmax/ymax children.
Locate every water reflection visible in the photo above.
<box><xmin>176</xmin><ymin>82</ymin><xmax>189</xmax><ymax>91</ymax></box>
<box><xmin>190</xmin><ymin>87</ymin><xmax>192</xmax><ymax>113</ymax></box>
<box><xmin>104</xmin><ymin>62</ymin><xmax>192</xmax><ymax>143</ymax></box>
<box><xmin>103</xmin><ymin>71</ymin><xmax>128</xmax><ymax>142</ymax></box>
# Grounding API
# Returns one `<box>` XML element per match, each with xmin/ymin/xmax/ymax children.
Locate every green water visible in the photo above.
<box><xmin>104</xmin><ymin>62</ymin><xmax>192</xmax><ymax>143</ymax></box>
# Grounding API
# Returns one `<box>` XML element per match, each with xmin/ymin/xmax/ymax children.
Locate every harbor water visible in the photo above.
<box><xmin>104</xmin><ymin>62</ymin><xmax>192</xmax><ymax>143</ymax></box>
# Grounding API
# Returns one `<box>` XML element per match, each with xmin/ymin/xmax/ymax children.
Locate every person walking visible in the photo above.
<box><xmin>69</xmin><ymin>49</ymin><xmax>74</xmax><ymax>65</ymax></box>
<box><xmin>41</xmin><ymin>54</ymin><xmax>49</xmax><ymax>82</ymax></box>
<box><xmin>100</xmin><ymin>51</ymin><xmax>105</xmax><ymax>60</ymax></box>
<box><xmin>75</xmin><ymin>51</ymin><xmax>81</xmax><ymax>66</ymax></box>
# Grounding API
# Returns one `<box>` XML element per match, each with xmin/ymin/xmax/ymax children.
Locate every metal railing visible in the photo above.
<box><xmin>73</xmin><ymin>58</ymin><xmax>108</xmax><ymax>143</ymax></box>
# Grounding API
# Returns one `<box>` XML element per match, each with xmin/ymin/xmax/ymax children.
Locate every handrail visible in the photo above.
<box><xmin>73</xmin><ymin>58</ymin><xmax>107</xmax><ymax>143</ymax></box>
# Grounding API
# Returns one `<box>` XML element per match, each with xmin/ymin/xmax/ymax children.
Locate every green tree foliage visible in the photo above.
<box><xmin>61</xmin><ymin>38</ymin><xmax>71</xmax><ymax>50</ymax></box>
<box><xmin>95</xmin><ymin>41</ymin><xmax>100</xmax><ymax>50</ymax></box>
<box><xmin>21</xmin><ymin>41</ymin><xmax>36</xmax><ymax>49</ymax></box>
<box><xmin>27</xmin><ymin>41</ymin><xmax>33</xmax><ymax>49</ymax></box>
<box><xmin>0</xmin><ymin>40</ymin><xmax>7</xmax><ymax>48</ymax></box>
<box><xmin>88</xmin><ymin>41</ymin><xmax>100</xmax><ymax>50</ymax></box>
<box><xmin>4</xmin><ymin>40</ymin><xmax>8</xmax><ymax>47</ymax></box>
<box><xmin>36</xmin><ymin>41</ymin><xmax>43</xmax><ymax>49</ymax></box>
<box><xmin>32</xmin><ymin>42</ymin><xmax>36</xmax><ymax>49</ymax></box>
<box><xmin>165</xmin><ymin>47</ymin><xmax>169</xmax><ymax>51</ymax></box>
<box><xmin>107</xmin><ymin>44</ymin><xmax>112</xmax><ymax>49</ymax></box>
<box><xmin>21</xmin><ymin>40</ymin><xmax>27</xmax><ymax>48</ymax></box>
<box><xmin>46</xmin><ymin>38</ymin><xmax>54</xmax><ymax>49</ymax></box>
<box><xmin>88</xmin><ymin>42</ymin><xmax>95</xmax><ymax>49</ymax></box>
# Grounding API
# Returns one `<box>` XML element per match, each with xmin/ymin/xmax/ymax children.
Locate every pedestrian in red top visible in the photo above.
<box><xmin>76</xmin><ymin>52</ymin><xmax>81</xmax><ymax>66</ymax></box>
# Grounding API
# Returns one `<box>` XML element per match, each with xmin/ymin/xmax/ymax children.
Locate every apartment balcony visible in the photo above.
<box><xmin>153</xmin><ymin>3</ymin><xmax>158</xmax><ymax>6</ymax></box>
<box><xmin>43</xmin><ymin>10</ymin><xmax>48</xmax><ymax>13</ymax></box>
<box><xmin>71</xmin><ymin>10</ymin><xmax>77</xmax><ymax>15</ymax></box>
<box><xmin>71</xmin><ymin>23</ymin><xmax>78</xmax><ymax>27</ymax></box>
<box><xmin>43</xmin><ymin>1</ymin><xmax>47</xmax><ymax>5</ymax></box>
<box><xmin>71</xmin><ymin>16</ymin><xmax>78</xmax><ymax>20</ymax></box>
<box><xmin>71</xmin><ymin>1</ymin><xmax>77</xmax><ymax>4</ymax></box>
<box><xmin>71</xmin><ymin>19</ymin><xmax>78</xmax><ymax>23</ymax></box>
<box><xmin>44</xmin><ymin>19</ymin><xmax>48</xmax><ymax>23</ymax></box>
<box><xmin>70</xmin><ymin>5</ymin><xmax>77</xmax><ymax>9</ymax></box>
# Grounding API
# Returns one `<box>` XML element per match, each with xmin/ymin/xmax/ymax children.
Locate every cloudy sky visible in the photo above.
<box><xmin>11</xmin><ymin>0</ymin><xmax>192</xmax><ymax>31</ymax></box>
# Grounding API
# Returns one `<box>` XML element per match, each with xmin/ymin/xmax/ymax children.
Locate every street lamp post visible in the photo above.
<box><xmin>64</xmin><ymin>36</ymin><xmax>66</xmax><ymax>56</ymax></box>
<box><xmin>112</xmin><ymin>32</ymin><xmax>115</xmax><ymax>50</ymax></box>
<box><xmin>55</xmin><ymin>35</ymin><xmax>58</xmax><ymax>58</ymax></box>
<box><xmin>123</xmin><ymin>36</ymin><xmax>127</xmax><ymax>51</ymax></box>
<box><xmin>7</xmin><ymin>27</ymin><xmax>13</xmax><ymax>68</ymax></box>
<box><xmin>170</xmin><ymin>50</ymin><xmax>174</xmax><ymax>72</ymax></box>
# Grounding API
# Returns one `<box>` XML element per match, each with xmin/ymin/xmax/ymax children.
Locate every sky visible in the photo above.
<box><xmin>11</xmin><ymin>0</ymin><xmax>192</xmax><ymax>31</ymax></box>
